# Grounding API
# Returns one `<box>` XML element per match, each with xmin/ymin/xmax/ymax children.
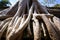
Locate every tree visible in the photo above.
<box><xmin>0</xmin><ymin>0</ymin><xmax>11</xmax><ymax>9</ymax></box>
<box><xmin>0</xmin><ymin>0</ymin><xmax>60</xmax><ymax>40</ymax></box>
<box><xmin>54</xmin><ymin>4</ymin><xmax>60</xmax><ymax>7</ymax></box>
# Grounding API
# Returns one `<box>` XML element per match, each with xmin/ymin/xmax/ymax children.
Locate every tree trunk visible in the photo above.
<box><xmin>0</xmin><ymin>0</ymin><xmax>60</xmax><ymax>40</ymax></box>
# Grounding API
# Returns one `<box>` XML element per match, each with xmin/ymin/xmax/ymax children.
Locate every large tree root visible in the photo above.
<box><xmin>0</xmin><ymin>0</ymin><xmax>60</xmax><ymax>40</ymax></box>
<box><xmin>33</xmin><ymin>17</ymin><xmax>41</xmax><ymax>40</ymax></box>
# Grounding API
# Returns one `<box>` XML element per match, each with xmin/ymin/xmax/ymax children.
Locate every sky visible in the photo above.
<box><xmin>38</xmin><ymin>0</ymin><xmax>60</xmax><ymax>7</ymax></box>
<box><xmin>9</xmin><ymin>0</ymin><xmax>18</xmax><ymax>6</ymax></box>
<box><xmin>5</xmin><ymin>0</ymin><xmax>60</xmax><ymax>7</ymax></box>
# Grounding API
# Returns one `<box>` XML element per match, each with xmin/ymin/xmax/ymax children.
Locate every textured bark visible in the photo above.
<box><xmin>41</xmin><ymin>15</ymin><xmax>59</xmax><ymax>40</ymax></box>
<box><xmin>6</xmin><ymin>4</ymin><xmax>33</xmax><ymax>40</ymax></box>
<box><xmin>41</xmin><ymin>22</ymin><xmax>46</xmax><ymax>37</ymax></box>
<box><xmin>16</xmin><ymin>15</ymin><xmax>26</xmax><ymax>40</ymax></box>
<box><xmin>53</xmin><ymin>16</ymin><xmax>60</xmax><ymax>31</ymax></box>
<box><xmin>0</xmin><ymin>0</ymin><xmax>60</xmax><ymax>40</ymax></box>
<box><xmin>6</xmin><ymin>17</ymin><xmax>22</xmax><ymax>40</ymax></box>
<box><xmin>49</xmin><ymin>18</ymin><xmax>60</xmax><ymax>38</ymax></box>
<box><xmin>27</xmin><ymin>23</ymin><xmax>32</xmax><ymax>37</ymax></box>
<box><xmin>0</xmin><ymin>21</ymin><xmax>10</xmax><ymax>39</ymax></box>
<box><xmin>0</xmin><ymin>17</ymin><xmax>12</xmax><ymax>29</ymax></box>
<box><xmin>33</xmin><ymin>18</ymin><xmax>41</xmax><ymax>40</ymax></box>
<box><xmin>33</xmin><ymin>11</ymin><xmax>41</xmax><ymax>40</ymax></box>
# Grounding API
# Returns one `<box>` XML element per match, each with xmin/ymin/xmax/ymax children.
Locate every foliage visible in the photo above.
<box><xmin>54</xmin><ymin>4</ymin><xmax>60</xmax><ymax>7</ymax></box>
<box><xmin>0</xmin><ymin>0</ymin><xmax>11</xmax><ymax>9</ymax></box>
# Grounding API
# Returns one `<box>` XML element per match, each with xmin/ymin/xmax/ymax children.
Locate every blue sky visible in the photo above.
<box><xmin>9</xmin><ymin>0</ymin><xmax>18</xmax><ymax>6</ymax></box>
<box><xmin>38</xmin><ymin>0</ymin><xmax>60</xmax><ymax>7</ymax></box>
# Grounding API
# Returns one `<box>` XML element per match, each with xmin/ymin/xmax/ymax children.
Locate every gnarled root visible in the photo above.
<box><xmin>33</xmin><ymin>16</ymin><xmax>41</xmax><ymax>40</ymax></box>
<box><xmin>41</xmin><ymin>15</ymin><xmax>60</xmax><ymax>40</ymax></box>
